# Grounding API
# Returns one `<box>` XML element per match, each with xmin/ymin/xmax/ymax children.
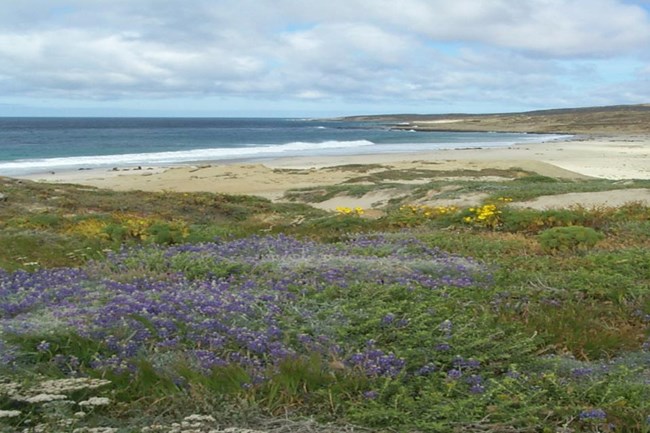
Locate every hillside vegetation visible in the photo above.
<box><xmin>343</xmin><ymin>104</ymin><xmax>650</xmax><ymax>134</ymax></box>
<box><xmin>1</xmin><ymin>173</ymin><xmax>649</xmax><ymax>433</ymax></box>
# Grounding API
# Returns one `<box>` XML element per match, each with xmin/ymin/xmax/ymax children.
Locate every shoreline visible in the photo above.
<box><xmin>11</xmin><ymin>135</ymin><xmax>650</xmax><ymax>203</ymax></box>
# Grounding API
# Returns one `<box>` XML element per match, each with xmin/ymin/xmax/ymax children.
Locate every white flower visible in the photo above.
<box><xmin>78</xmin><ymin>396</ymin><xmax>111</xmax><ymax>407</ymax></box>
<box><xmin>0</xmin><ymin>382</ymin><xmax>21</xmax><ymax>396</ymax></box>
<box><xmin>0</xmin><ymin>410</ymin><xmax>21</xmax><ymax>418</ymax></box>
<box><xmin>183</xmin><ymin>414</ymin><xmax>216</xmax><ymax>423</ymax></box>
<box><xmin>35</xmin><ymin>378</ymin><xmax>111</xmax><ymax>394</ymax></box>
<box><xmin>17</xmin><ymin>393</ymin><xmax>68</xmax><ymax>403</ymax></box>
<box><xmin>223</xmin><ymin>428</ymin><xmax>267</xmax><ymax>433</ymax></box>
<box><xmin>72</xmin><ymin>427</ymin><xmax>118</xmax><ymax>433</ymax></box>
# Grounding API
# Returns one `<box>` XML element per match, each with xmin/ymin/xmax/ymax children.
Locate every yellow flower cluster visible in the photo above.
<box><xmin>68</xmin><ymin>213</ymin><xmax>189</xmax><ymax>242</ymax></box>
<box><xmin>114</xmin><ymin>212</ymin><xmax>154</xmax><ymax>240</ymax></box>
<box><xmin>335</xmin><ymin>206</ymin><xmax>365</xmax><ymax>216</ymax></box>
<box><xmin>464</xmin><ymin>204</ymin><xmax>502</xmax><ymax>228</ymax></box>
<box><xmin>399</xmin><ymin>204</ymin><xmax>459</xmax><ymax>218</ymax></box>
<box><xmin>67</xmin><ymin>219</ymin><xmax>110</xmax><ymax>239</ymax></box>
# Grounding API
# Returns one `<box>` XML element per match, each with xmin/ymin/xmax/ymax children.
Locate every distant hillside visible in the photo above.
<box><xmin>341</xmin><ymin>104</ymin><xmax>650</xmax><ymax>135</ymax></box>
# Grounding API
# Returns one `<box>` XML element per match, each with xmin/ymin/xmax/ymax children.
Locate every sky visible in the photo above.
<box><xmin>1</xmin><ymin>0</ymin><xmax>650</xmax><ymax>117</ymax></box>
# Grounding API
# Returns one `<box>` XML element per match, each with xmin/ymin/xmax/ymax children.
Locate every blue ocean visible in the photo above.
<box><xmin>0</xmin><ymin>118</ymin><xmax>566</xmax><ymax>176</ymax></box>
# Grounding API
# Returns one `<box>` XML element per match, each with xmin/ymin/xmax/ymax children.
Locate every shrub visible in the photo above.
<box><xmin>147</xmin><ymin>220</ymin><xmax>189</xmax><ymax>245</ymax></box>
<box><xmin>386</xmin><ymin>204</ymin><xmax>459</xmax><ymax>228</ymax></box>
<box><xmin>67</xmin><ymin>218</ymin><xmax>110</xmax><ymax>239</ymax></box>
<box><xmin>513</xmin><ymin>174</ymin><xmax>559</xmax><ymax>183</ymax></box>
<box><xmin>538</xmin><ymin>226</ymin><xmax>604</xmax><ymax>253</ymax></box>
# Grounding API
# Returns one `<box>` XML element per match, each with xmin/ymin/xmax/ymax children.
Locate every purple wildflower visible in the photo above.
<box><xmin>363</xmin><ymin>390</ymin><xmax>379</xmax><ymax>399</ymax></box>
<box><xmin>469</xmin><ymin>384</ymin><xmax>486</xmax><ymax>394</ymax></box>
<box><xmin>416</xmin><ymin>363</ymin><xmax>437</xmax><ymax>376</ymax></box>
<box><xmin>571</xmin><ymin>367</ymin><xmax>594</xmax><ymax>378</ymax></box>
<box><xmin>0</xmin><ymin>234</ymin><xmax>488</xmax><ymax>387</ymax></box>
<box><xmin>36</xmin><ymin>340</ymin><xmax>51</xmax><ymax>353</ymax></box>
<box><xmin>579</xmin><ymin>408</ymin><xmax>607</xmax><ymax>421</ymax></box>
<box><xmin>347</xmin><ymin>342</ymin><xmax>405</xmax><ymax>378</ymax></box>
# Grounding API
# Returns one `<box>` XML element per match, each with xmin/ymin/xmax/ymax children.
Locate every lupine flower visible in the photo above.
<box><xmin>36</xmin><ymin>340</ymin><xmax>50</xmax><ymax>352</ymax></box>
<box><xmin>381</xmin><ymin>313</ymin><xmax>395</xmax><ymax>325</ymax></box>
<box><xmin>416</xmin><ymin>363</ymin><xmax>437</xmax><ymax>376</ymax></box>
<box><xmin>363</xmin><ymin>390</ymin><xmax>379</xmax><ymax>399</ymax></box>
<box><xmin>0</xmin><ymin>234</ymin><xmax>487</xmax><ymax>387</ymax></box>
<box><xmin>571</xmin><ymin>367</ymin><xmax>594</xmax><ymax>378</ymax></box>
<box><xmin>579</xmin><ymin>408</ymin><xmax>607</xmax><ymax>421</ymax></box>
<box><xmin>469</xmin><ymin>384</ymin><xmax>486</xmax><ymax>394</ymax></box>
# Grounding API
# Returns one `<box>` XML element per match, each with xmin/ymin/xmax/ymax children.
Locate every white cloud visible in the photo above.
<box><xmin>0</xmin><ymin>0</ymin><xmax>649</xmax><ymax>113</ymax></box>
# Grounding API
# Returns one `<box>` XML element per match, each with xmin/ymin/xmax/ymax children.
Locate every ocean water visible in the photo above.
<box><xmin>0</xmin><ymin>118</ymin><xmax>566</xmax><ymax>176</ymax></box>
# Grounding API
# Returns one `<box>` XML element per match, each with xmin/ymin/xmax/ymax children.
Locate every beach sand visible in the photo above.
<box><xmin>17</xmin><ymin>135</ymin><xmax>650</xmax><ymax>209</ymax></box>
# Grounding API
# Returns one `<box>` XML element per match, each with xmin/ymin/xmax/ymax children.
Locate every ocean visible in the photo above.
<box><xmin>0</xmin><ymin>118</ymin><xmax>567</xmax><ymax>176</ymax></box>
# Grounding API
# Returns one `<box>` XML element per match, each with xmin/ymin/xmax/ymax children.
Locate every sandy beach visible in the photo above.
<box><xmin>16</xmin><ymin>134</ymin><xmax>650</xmax><ymax>209</ymax></box>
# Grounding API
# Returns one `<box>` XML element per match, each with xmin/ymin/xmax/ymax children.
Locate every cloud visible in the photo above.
<box><xmin>0</xmin><ymin>0</ymin><xmax>649</xmax><ymax>112</ymax></box>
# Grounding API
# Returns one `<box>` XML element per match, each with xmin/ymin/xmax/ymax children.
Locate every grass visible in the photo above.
<box><xmin>1</xmin><ymin>174</ymin><xmax>649</xmax><ymax>432</ymax></box>
<box><xmin>281</xmin><ymin>169</ymin><xmax>650</xmax><ymax>214</ymax></box>
<box><xmin>343</xmin><ymin>167</ymin><xmax>532</xmax><ymax>183</ymax></box>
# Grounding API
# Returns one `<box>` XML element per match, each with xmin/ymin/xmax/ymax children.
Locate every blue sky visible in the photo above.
<box><xmin>1</xmin><ymin>0</ymin><xmax>650</xmax><ymax>117</ymax></box>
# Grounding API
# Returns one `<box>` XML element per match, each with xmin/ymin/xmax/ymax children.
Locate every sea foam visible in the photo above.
<box><xmin>0</xmin><ymin>140</ymin><xmax>376</xmax><ymax>175</ymax></box>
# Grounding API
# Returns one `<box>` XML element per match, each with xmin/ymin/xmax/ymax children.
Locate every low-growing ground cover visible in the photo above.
<box><xmin>1</xmin><ymin>175</ymin><xmax>649</xmax><ymax>432</ymax></box>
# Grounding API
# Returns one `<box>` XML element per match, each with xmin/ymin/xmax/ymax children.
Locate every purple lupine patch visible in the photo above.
<box><xmin>1</xmin><ymin>234</ymin><xmax>488</xmax><ymax>385</ymax></box>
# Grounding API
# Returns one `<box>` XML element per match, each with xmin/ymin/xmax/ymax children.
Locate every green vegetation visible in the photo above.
<box><xmin>538</xmin><ymin>226</ymin><xmax>604</xmax><ymax>253</ymax></box>
<box><xmin>1</xmin><ymin>174</ymin><xmax>649</xmax><ymax>432</ymax></box>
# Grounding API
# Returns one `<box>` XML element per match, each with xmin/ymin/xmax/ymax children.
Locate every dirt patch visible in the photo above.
<box><xmin>510</xmin><ymin>188</ymin><xmax>650</xmax><ymax>210</ymax></box>
<box><xmin>416</xmin><ymin>191</ymin><xmax>490</xmax><ymax>208</ymax></box>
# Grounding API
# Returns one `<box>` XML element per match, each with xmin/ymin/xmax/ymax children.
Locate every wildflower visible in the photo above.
<box><xmin>447</xmin><ymin>369</ymin><xmax>462</xmax><ymax>379</ymax></box>
<box><xmin>347</xmin><ymin>344</ymin><xmax>406</xmax><ymax>378</ymax></box>
<box><xmin>335</xmin><ymin>206</ymin><xmax>364</xmax><ymax>217</ymax></box>
<box><xmin>17</xmin><ymin>393</ymin><xmax>68</xmax><ymax>403</ymax></box>
<box><xmin>439</xmin><ymin>319</ymin><xmax>453</xmax><ymax>336</ymax></box>
<box><xmin>381</xmin><ymin>313</ymin><xmax>395</xmax><ymax>325</ymax></box>
<box><xmin>36</xmin><ymin>340</ymin><xmax>50</xmax><ymax>352</ymax></box>
<box><xmin>0</xmin><ymin>410</ymin><xmax>21</xmax><ymax>418</ymax></box>
<box><xmin>416</xmin><ymin>363</ymin><xmax>437</xmax><ymax>376</ymax></box>
<box><xmin>579</xmin><ymin>408</ymin><xmax>607</xmax><ymax>421</ymax></box>
<box><xmin>469</xmin><ymin>384</ymin><xmax>486</xmax><ymax>394</ymax></box>
<box><xmin>0</xmin><ymin>382</ymin><xmax>20</xmax><ymax>396</ymax></box>
<box><xmin>467</xmin><ymin>375</ymin><xmax>485</xmax><ymax>394</ymax></box>
<box><xmin>78</xmin><ymin>397</ymin><xmax>111</xmax><ymax>407</ymax></box>
<box><xmin>183</xmin><ymin>414</ymin><xmax>216</xmax><ymax>423</ymax></box>
<box><xmin>35</xmin><ymin>378</ymin><xmax>111</xmax><ymax>394</ymax></box>
<box><xmin>571</xmin><ymin>367</ymin><xmax>594</xmax><ymax>378</ymax></box>
<box><xmin>72</xmin><ymin>427</ymin><xmax>118</xmax><ymax>433</ymax></box>
<box><xmin>363</xmin><ymin>390</ymin><xmax>379</xmax><ymax>399</ymax></box>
